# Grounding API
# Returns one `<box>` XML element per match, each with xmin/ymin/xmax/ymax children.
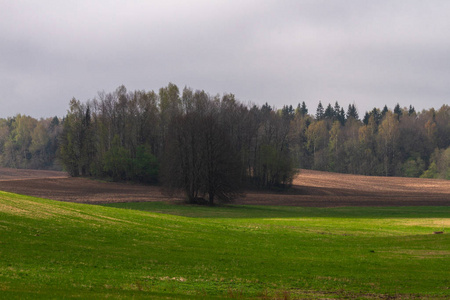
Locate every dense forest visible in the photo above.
<box><xmin>0</xmin><ymin>115</ymin><xmax>62</xmax><ymax>170</ymax></box>
<box><xmin>58</xmin><ymin>84</ymin><xmax>296</xmax><ymax>203</ymax></box>
<box><xmin>0</xmin><ymin>84</ymin><xmax>449</xmax><ymax>200</ymax></box>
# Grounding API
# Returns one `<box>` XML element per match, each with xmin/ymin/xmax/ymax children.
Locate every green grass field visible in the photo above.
<box><xmin>0</xmin><ymin>191</ymin><xmax>449</xmax><ymax>299</ymax></box>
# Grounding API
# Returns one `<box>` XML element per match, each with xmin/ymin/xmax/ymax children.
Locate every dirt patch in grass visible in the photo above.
<box><xmin>0</xmin><ymin>168</ymin><xmax>448</xmax><ymax>207</ymax></box>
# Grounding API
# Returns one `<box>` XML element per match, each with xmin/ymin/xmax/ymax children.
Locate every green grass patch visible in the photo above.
<box><xmin>1</xmin><ymin>192</ymin><xmax>449</xmax><ymax>299</ymax></box>
<box><xmin>104</xmin><ymin>201</ymin><xmax>450</xmax><ymax>219</ymax></box>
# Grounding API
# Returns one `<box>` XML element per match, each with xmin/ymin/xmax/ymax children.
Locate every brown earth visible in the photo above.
<box><xmin>0</xmin><ymin>167</ymin><xmax>448</xmax><ymax>206</ymax></box>
<box><xmin>240</xmin><ymin>169</ymin><xmax>450</xmax><ymax>206</ymax></box>
<box><xmin>0</xmin><ymin>168</ymin><xmax>173</xmax><ymax>204</ymax></box>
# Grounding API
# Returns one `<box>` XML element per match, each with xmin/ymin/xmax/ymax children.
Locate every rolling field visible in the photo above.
<box><xmin>0</xmin><ymin>168</ymin><xmax>449</xmax><ymax>298</ymax></box>
<box><xmin>0</xmin><ymin>168</ymin><xmax>448</xmax><ymax>206</ymax></box>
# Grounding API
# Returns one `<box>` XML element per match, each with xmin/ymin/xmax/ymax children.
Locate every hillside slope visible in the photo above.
<box><xmin>1</xmin><ymin>191</ymin><xmax>449</xmax><ymax>298</ymax></box>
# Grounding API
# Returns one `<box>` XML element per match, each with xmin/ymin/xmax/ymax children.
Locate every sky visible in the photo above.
<box><xmin>1</xmin><ymin>0</ymin><xmax>449</xmax><ymax>118</ymax></box>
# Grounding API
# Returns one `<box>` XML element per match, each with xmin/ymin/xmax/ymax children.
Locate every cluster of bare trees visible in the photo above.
<box><xmin>0</xmin><ymin>115</ymin><xmax>62</xmax><ymax>169</ymax></box>
<box><xmin>161</xmin><ymin>92</ymin><xmax>242</xmax><ymax>204</ymax></box>
<box><xmin>58</xmin><ymin>84</ymin><xmax>296</xmax><ymax>204</ymax></box>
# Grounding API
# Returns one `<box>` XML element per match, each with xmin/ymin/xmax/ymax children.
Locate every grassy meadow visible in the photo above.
<box><xmin>0</xmin><ymin>191</ymin><xmax>449</xmax><ymax>299</ymax></box>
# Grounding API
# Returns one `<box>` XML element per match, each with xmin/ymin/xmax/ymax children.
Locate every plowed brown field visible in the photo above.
<box><xmin>0</xmin><ymin>168</ymin><xmax>448</xmax><ymax>206</ymax></box>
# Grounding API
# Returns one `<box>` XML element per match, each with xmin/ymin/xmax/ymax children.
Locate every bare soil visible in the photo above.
<box><xmin>241</xmin><ymin>169</ymin><xmax>450</xmax><ymax>207</ymax></box>
<box><xmin>0</xmin><ymin>168</ymin><xmax>173</xmax><ymax>204</ymax></box>
<box><xmin>0</xmin><ymin>168</ymin><xmax>448</xmax><ymax>207</ymax></box>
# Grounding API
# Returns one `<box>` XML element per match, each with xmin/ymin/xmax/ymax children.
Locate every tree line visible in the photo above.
<box><xmin>0</xmin><ymin>115</ymin><xmax>61</xmax><ymax>169</ymax></box>
<box><xmin>58</xmin><ymin>84</ymin><xmax>296</xmax><ymax>204</ymax></box>
<box><xmin>56</xmin><ymin>84</ymin><xmax>449</xmax><ymax>184</ymax></box>
<box><xmin>299</xmin><ymin>101</ymin><xmax>449</xmax><ymax>179</ymax></box>
<box><xmin>0</xmin><ymin>83</ymin><xmax>448</xmax><ymax>202</ymax></box>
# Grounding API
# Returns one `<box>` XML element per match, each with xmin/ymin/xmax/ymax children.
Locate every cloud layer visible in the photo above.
<box><xmin>1</xmin><ymin>0</ymin><xmax>449</xmax><ymax>118</ymax></box>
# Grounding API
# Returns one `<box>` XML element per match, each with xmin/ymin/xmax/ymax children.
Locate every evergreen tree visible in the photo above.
<box><xmin>363</xmin><ymin>112</ymin><xmax>370</xmax><ymax>125</ymax></box>
<box><xmin>296</xmin><ymin>101</ymin><xmax>308</xmax><ymax>117</ymax></box>
<box><xmin>346</xmin><ymin>104</ymin><xmax>359</xmax><ymax>120</ymax></box>
<box><xmin>333</xmin><ymin>102</ymin><xmax>342</xmax><ymax>123</ymax></box>
<box><xmin>382</xmin><ymin>105</ymin><xmax>388</xmax><ymax>117</ymax></box>
<box><xmin>370</xmin><ymin>107</ymin><xmax>381</xmax><ymax>126</ymax></box>
<box><xmin>394</xmin><ymin>103</ymin><xmax>402</xmax><ymax>120</ymax></box>
<box><xmin>338</xmin><ymin>107</ymin><xmax>346</xmax><ymax>125</ymax></box>
<box><xmin>324</xmin><ymin>103</ymin><xmax>334</xmax><ymax>120</ymax></box>
<box><xmin>261</xmin><ymin>102</ymin><xmax>272</xmax><ymax>114</ymax></box>
<box><xmin>281</xmin><ymin>105</ymin><xmax>295</xmax><ymax>121</ymax></box>
<box><xmin>315</xmin><ymin>101</ymin><xmax>324</xmax><ymax>120</ymax></box>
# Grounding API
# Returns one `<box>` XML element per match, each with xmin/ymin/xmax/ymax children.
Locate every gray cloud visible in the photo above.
<box><xmin>1</xmin><ymin>0</ymin><xmax>449</xmax><ymax>118</ymax></box>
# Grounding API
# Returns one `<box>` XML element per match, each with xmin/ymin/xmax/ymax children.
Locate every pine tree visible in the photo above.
<box><xmin>371</xmin><ymin>107</ymin><xmax>381</xmax><ymax>126</ymax></box>
<box><xmin>282</xmin><ymin>105</ymin><xmax>295</xmax><ymax>121</ymax></box>
<box><xmin>324</xmin><ymin>103</ymin><xmax>334</xmax><ymax>120</ymax></box>
<box><xmin>394</xmin><ymin>103</ymin><xmax>402</xmax><ymax>120</ymax></box>
<box><xmin>363</xmin><ymin>111</ymin><xmax>370</xmax><ymax>125</ymax></box>
<box><xmin>333</xmin><ymin>102</ymin><xmax>341</xmax><ymax>117</ymax></box>
<box><xmin>346</xmin><ymin>104</ymin><xmax>359</xmax><ymax>120</ymax></box>
<box><xmin>382</xmin><ymin>105</ymin><xmax>388</xmax><ymax>117</ymax></box>
<box><xmin>296</xmin><ymin>101</ymin><xmax>308</xmax><ymax>117</ymax></box>
<box><xmin>316</xmin><ymin>101</ymin><xmax>324</xmax><ymax>120</ymax></box>
<box><xmin>338</xmin><ymin>107</ymin><xmax>346</xmax><ymax>125</ymax></box>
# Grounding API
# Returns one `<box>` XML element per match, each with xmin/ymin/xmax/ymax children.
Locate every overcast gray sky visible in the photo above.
<box><xmin>1</xmin><ymin>0</ymin><xmax>449</xmax><ymax>118</ymax></box>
